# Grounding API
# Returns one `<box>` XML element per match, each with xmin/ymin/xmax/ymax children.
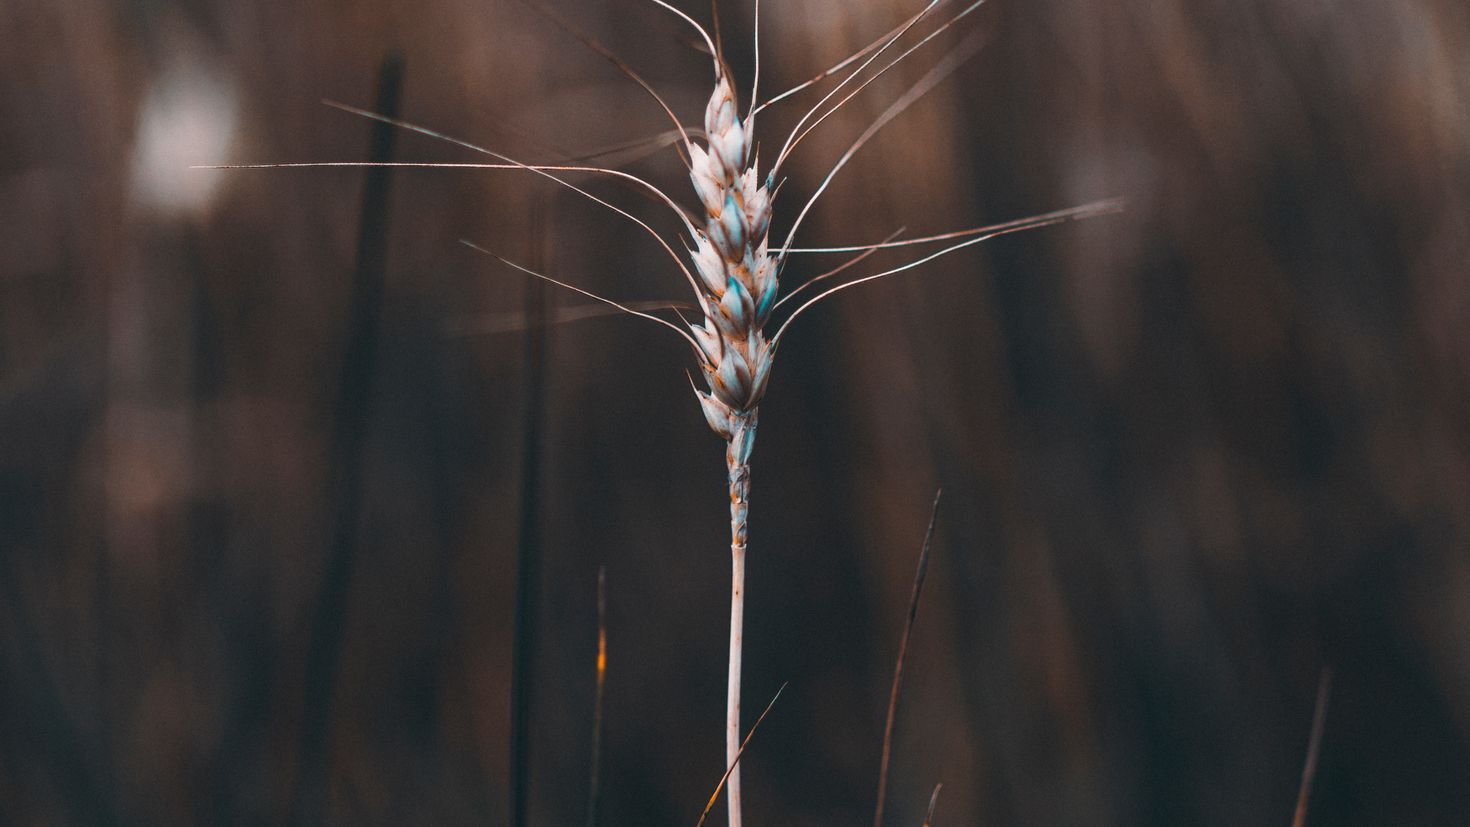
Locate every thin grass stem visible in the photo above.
<box><xmin>873</xmin><ymin>490</ymin><xmax>942</xmax><ymax>827</ymax></box>
<box><xmin>508</xmin><ymin>193</ymin><xmax>557</xmax><ymax>827</ymax></box>
<box><xmin>695</xmin><ymin>681</ymin><xmax>788</xmax><ymax>827</ymax></box>
<box><xmin>291</xmin><ymin>55</ymin><xmax>402</xmax><ymax>826</ymax></box>
<box><xmin>922</xmin><ymin>784</ymin><xmax>942</xmax><ymax>827</ymax></box>
<box><xmin>1291</xmin><ymin>668</ymin><xmax>1333</xmax><ymax>827</ymax></box>
<box><xmin>722</xmin><ymin>414</ymin><xmax>757</xmax><ymax>827</ymax></box>
<box><xmin>586</xmin><ymin>566</ymin><xmax>608</xmax><ymax>827</ymax></box>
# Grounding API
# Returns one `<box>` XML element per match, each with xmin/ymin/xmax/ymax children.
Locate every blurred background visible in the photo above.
<box><xmin>3</xmin><ymin>0</ymin><xmax>1469</xmax><ymax>824</ymax></box>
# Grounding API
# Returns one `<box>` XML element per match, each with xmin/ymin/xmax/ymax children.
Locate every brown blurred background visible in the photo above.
<box><xmin>3</xmin><ymin>0</ymin><xmax>1470</xmax><ymax>824</ymax></box>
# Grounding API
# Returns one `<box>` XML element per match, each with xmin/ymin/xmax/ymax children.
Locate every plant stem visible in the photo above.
<box><xmin>292</xmin><ymin>53</ymin><xmax>401</xmax><ymax>826</ymax></box>
<box><xmin>724</xmin><ymin>412</ymin><xmax>757</xmax><ymax>827</ymax></box>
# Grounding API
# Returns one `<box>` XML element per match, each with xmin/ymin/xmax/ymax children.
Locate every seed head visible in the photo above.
<box><xmin>688</xmin><ymin>71</ymin><xmax>778</xmax><ymax>442</ymax></box>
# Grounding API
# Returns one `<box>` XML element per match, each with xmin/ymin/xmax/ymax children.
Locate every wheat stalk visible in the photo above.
<box><xmin>650</xmin><ymin>12</ymin><xmax>1117</xmax><ymax>822</ymax></box>
<box><xmin>680</xmin><ymin>55</ymin><xmax>774</xmax><ymax>827</ymax></box>
<box><xmin>201</xmin><ymin>2</ymin><xmax>1123</xmax><ymax>822</ymax></box>
<box><xmin>670</xmin><ymin>6</ymin><xmax>979</xmax><ymax>822</ymax></box>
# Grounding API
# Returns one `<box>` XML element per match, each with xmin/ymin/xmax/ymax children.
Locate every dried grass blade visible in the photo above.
<box><xmin>586</xmin><ymin>566</ymin><xmax>608</xmax><ymax>827</ymax></box>
<box><xmin>873</xmin><ymin>490</ymin><xmax>943</xmax><ymax>827</ymax></box>
<box><xmin>509</xmin><ymin>199</ymin><xmax>551</xmax><ymax>827</ymax></box>
<box><xmin>290</xmin><ymin>55</ymin><xmax>402</xmax><ymax>826</ymax></box>
<box><xmin>694</xmin><ymin>682</ymin><xmax>788</xmax><ymax>827</ymax></box>
<box><xmin>922</xmin><ymin>783</ymin><xmax>942</xmax><ymax>827</ymax></box>
<box><xmin>1291</xmin><ymin>668</ymin><xmax>1333</xmax><ymax>827</ymax></box>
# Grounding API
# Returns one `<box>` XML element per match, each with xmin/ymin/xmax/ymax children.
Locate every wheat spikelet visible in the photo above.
<box><xmin>686</xmin><ymin>78</ymin><xmax>776</xmax><ymax>426</ymax></box>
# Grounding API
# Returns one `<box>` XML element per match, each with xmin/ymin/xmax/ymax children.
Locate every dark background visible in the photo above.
<box><xmin>3</xmin><ymin>0</ymin><xmax>1469</xmax><ymax>824</ymax></box>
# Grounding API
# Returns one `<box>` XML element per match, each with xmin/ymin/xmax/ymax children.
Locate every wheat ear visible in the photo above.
<box><xmin>203</xmin><ymin>4</ymin><xmax>1122</xmax><ymax>820</ymax></box>
<box><xmin>682</xmin><ymin>65</ymin><xmax>775</xmax><ymax>827</ymax></box>
<box><xmin>679</xmin><ymin>7</ymin><xmax>980</xmax><ymax>824</ymax></box>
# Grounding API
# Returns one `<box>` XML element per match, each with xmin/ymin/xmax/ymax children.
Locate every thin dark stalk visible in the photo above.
<box><xmin>873</xmin><ymin>490</ymin><xmax>943</xmax><ymax>827</ymax></box>
<box><xmin>1291</xmin><ymin>668</ymin><xmax>1333</xmax><ymax>827</ymax></box>
<box><xmin>290</xmin><ymin>53</ymin><xmax>402</xmax><ymax>827</ymax></box>
<box><xmin>184</xmin><ymin>227</ymin><xmax>235</xmax><ymax>823</ymax></box>
<box><xmin>922</xmin><ymin>783</ymin><xmax>942</xmax><ymax>827</ymax></box>
<box><xmin>586</xmin><ymin>566</ymin><xmax>608</xmax><ymax>827</ymax></box>
<box><xmin>695</xmin><ymin>682</ymin><xmax>788</xmax><ymax>827</ymax></box>
<box><xmin>0</xmin><ymin>557</ymin><xmax>115</xmax><ymax>825</ymax></box>
<box><xmin>510</xmin><ymin>197</ymin><xmax>551</xmax><ymax>827</ymax></box>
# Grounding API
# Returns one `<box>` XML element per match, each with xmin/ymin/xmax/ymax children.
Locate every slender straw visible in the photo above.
<box><xmin>723</xmin><ymin>415</ymin><xmax>757</xmax><ymax>827</ymax></box>
<box><xmin>290</xmin><ymin>54</ymin><xmax>402</xmax><ymax>827</ymax></box>
<box><xmin>922</xmin><ymin>783</ymin><xmax>943</xmax><ymax>827</ymax></box>
<box><xmin>586</xmin><ymin>566</ymin><xmax>608</xmax><ymax>827</ymax></box>
<box><xmin>509</xmin><ymin>196</ymin><xmax>552</xmax><ymax>827</ymax></box>
<box><xmin>696</xmin><ymin>682</ymin><xmax>788</xmax><ymax>827</ymax></box>
<box><xmin>873</xmin><ymin>491</ymin><xmax>942</xmax><ymax>827</ymax></box>
<box><xmin>1291</xmin><ymin>668</ymin><xmax>1333</xmax><ymax>827</ymax></box>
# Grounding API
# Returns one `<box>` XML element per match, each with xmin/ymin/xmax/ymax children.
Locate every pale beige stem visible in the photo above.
<box><xmin>724</xmin><ymin>413</ymin><xmax>757</xmax><ymax>827</ymax></box>
<box><xmin>725</xmin><ymin>527</ymin><xmax>745</xmax><ymax>827</ymax></box>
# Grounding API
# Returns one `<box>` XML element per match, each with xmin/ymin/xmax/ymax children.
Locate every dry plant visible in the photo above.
<box><xmin>206</xmin><ymin>1</ymin><xmax>1120</xmax><ymax>823</ymax></box>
